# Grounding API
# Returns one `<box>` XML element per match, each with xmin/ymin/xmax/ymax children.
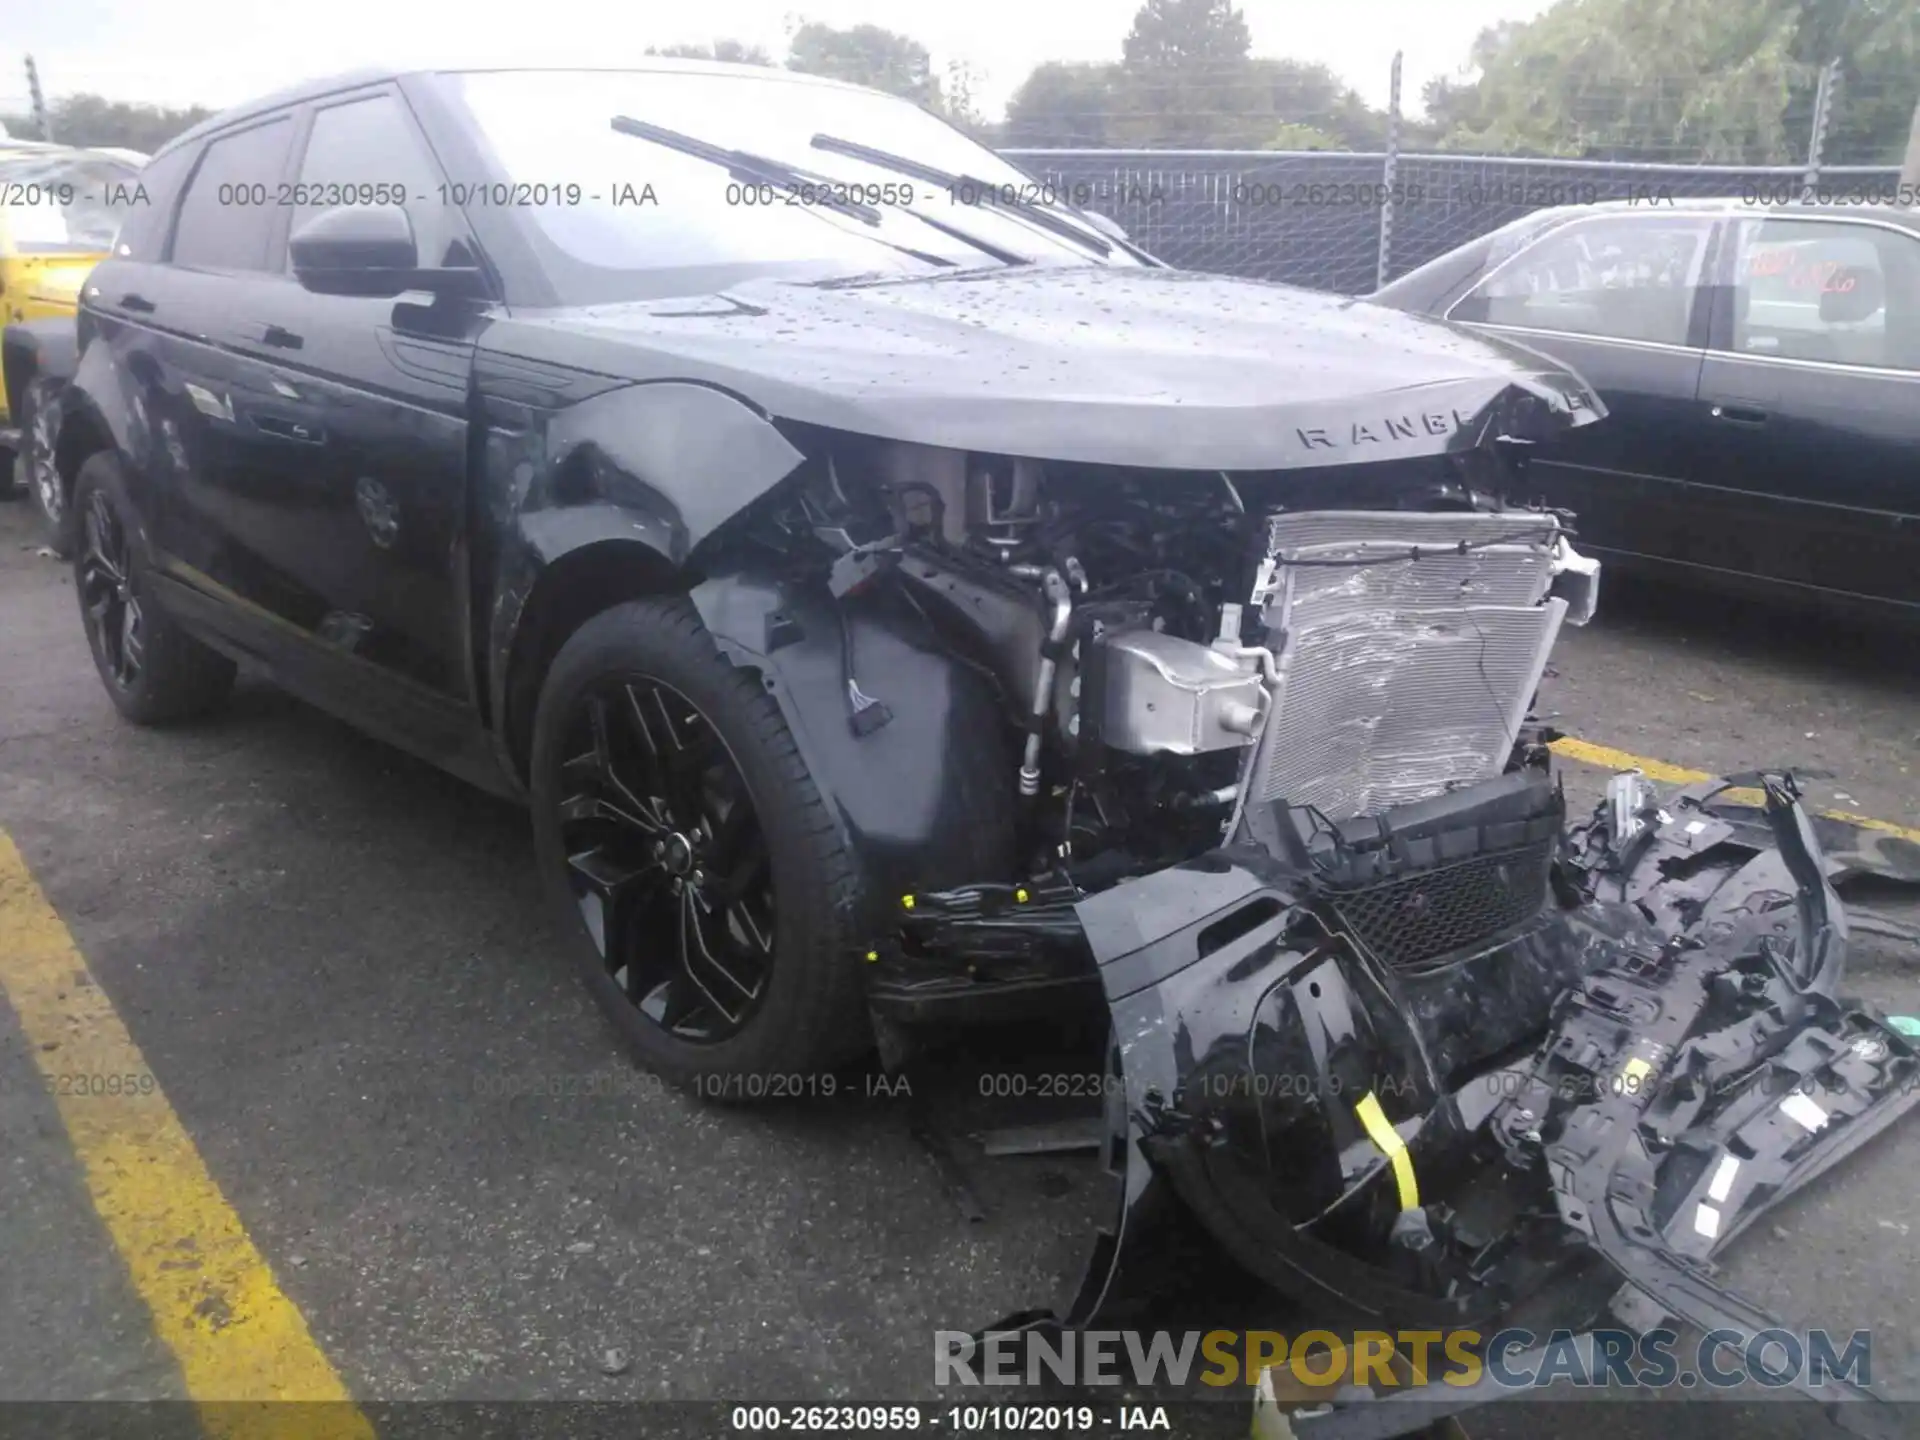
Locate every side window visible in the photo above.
<box><xmin>170</xmin><ymin>118</ymin><xmax>295</xmax><ymax>272</ymax></box>
<box><xmin>1729</xmin><ymin>219</ymin><xmax>1920</xmax><ymax>371</ymax></box>
<box><xmin>290</xmin><ymin>93</ymin><xmax>457</xmax><ymax>268</ymax></box>
<box><xmin>1451</xmin><ymin>217</ymin><xmax>1710</xmax><ymax>347</ymax></box>
<box><xmin>110</xmin><ymin>145</ymin><xmax>197</xmax><ymax>260</ymax></box>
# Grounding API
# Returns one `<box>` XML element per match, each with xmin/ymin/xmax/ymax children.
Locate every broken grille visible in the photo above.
<box><xmin>1317</xmin><ymin>835</ymin><xmax>1555</xmax><ymax>972</ymax></box>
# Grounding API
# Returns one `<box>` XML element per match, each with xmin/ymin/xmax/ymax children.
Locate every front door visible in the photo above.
<box><xmin>148</xmin><ymin>90</ymin><xmax>489</xmax><ymax>766</ymax></box>
<box><xmin>1447</xmin><ymin>211</ymin><xmax>1717</xmax><ymax>569</ymax></box>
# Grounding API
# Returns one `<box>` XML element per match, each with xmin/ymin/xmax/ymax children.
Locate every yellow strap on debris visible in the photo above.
<box><xmin>1355</xmin><ymin>1091</ymin><xmax>1419</xmax><ymax>1211</ymax></box>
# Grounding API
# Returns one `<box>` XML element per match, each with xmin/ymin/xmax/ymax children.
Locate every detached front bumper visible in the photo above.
<box><xmin>1024</xmin><ymin>769</ymin><xmax>1919</xmax><ymax>1438</ymax></box>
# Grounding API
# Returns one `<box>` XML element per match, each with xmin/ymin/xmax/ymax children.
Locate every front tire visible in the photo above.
<box><xmin>19</xmin><ymin>379</ymin><xmax>76</xmax><ymax>556</ymax></box>
<box><xmin>529</xmin><ymin>597</ymin><xmax>868</xmax><ymax>1095</ymax></box>
<box><xmin>73</xmin><ymin>453</ymin><xmax>236</xmax><ymax>725</ymax></box>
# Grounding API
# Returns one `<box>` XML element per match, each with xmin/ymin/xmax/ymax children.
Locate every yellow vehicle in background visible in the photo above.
<box><xmin>0</xmin><ymin>142</ymin><xmax>146</xmax><ymax>551</ymax></box>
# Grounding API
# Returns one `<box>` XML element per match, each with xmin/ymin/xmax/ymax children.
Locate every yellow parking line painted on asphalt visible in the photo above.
<box><xmin>0</xmin><ymin>831</ymin><xmax>374</xmax><ymax>1440</ymax></box>
<box><xmin>1551</xmin><ymin>736</ymin><xmax>1920</xmax><ymax>845</ymax></box>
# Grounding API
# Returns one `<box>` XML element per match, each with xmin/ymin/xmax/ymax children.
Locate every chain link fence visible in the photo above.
<box><xmin>1002</xmin><ymin>149</ymin><xmax>1908</xmax><ymax>294</ymax></box>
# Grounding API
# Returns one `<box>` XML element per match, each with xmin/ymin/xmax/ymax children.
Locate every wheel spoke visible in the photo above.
<box><xmin>566</xmin><ymin>846</ymin><xmax>659</xmax><ymax>965</ymax></box>
<box><xmin>559</xmin><ymin>694</ymin><xmax>667</xmax><ymax>835</ymax></box>
<box><xmin>731</xmin><ymin>895</ymin><xmax>772</xmax><ymax>956</ymax></box>
<box><xmin>83</xmin><ymin>533</ymin><xmax>124</xmax><ymax>591</ymax></box>
<box><xmin>554</xmin><ymin>675</ymin><xmax>779</xmax><ymax>1047</ymax></box>
<box><xmin>624</xmin><ymin>683</ymin><xmax>713</xmax><ymax>821</ymax></box>
<box><xmin>119</xmin><ymin>602</ymin><xmax>144</xmax><ymax>684</ymax></box>
<box><xmin>558</xmin><ymin>758</ymin><xmax>664</xmax><ymax>835</ymax></box>
<box><xmin>680</xmin><ymin>887</ymin><xmax>755</xmax><ymax>1014</ymax></box>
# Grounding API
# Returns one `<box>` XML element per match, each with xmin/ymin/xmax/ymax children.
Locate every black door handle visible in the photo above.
<box><xmin>255</xmin><ymin>416</ymin><xmax>324</xmax><ymax>444</ymax></box>
<box><xmin>120</xmin><ymin>293</ymin><xmax>156</xmax><ymax>313</ymax></box>
<box><xmin>240</xmin><ymin>322</ymin><xmax>304</xmax><ymax>350</ymax></box>
<box><xmin>1710</xmin><ymin>403</ymin><xmax>1768</xmax><ymax>425</ymax></box>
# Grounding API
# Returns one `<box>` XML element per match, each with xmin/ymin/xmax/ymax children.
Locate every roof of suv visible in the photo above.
<box><xmin>154</xmin><ymin>62</ymin><xmax>872</xmax><ymax>161</ymax></box>
<box><xmin>1512</xmin><ymin>195</ymin><xmax>1920</xmax><ymax>232</ymax></box>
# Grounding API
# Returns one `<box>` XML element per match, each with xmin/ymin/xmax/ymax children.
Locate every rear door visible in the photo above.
<box><xmin>143</xmin><ymin>114</ymin><xmax>306</xmax><ymax>606</ymax></box>
<box><xmin>1446</xmin><ymin>211</ymin><xmax>1717</xmax><ymax>569</ymax></box>
<box><xmin>1696</xmin><ymin>214</ymin><xmax>1920</xmax><ymax>612</ymax></box>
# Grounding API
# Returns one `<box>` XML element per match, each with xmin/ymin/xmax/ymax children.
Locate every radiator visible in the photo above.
<box><xmin>1242</xmin><ymin>510</ymin><xmax>1568</xmax><ymax>822</ymax></box>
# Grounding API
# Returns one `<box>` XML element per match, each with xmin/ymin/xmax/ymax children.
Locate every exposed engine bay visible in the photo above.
<box><xmin>688</xmin><ymin>436</ymin><xmax>1917</xmax><ymax>1437</ymax></box>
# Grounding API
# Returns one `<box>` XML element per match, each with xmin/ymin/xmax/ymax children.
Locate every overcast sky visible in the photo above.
<box><xmin>5</xmin><ymin>0</ymin><xmax>1554</xmax><ymax>120</ymax></box>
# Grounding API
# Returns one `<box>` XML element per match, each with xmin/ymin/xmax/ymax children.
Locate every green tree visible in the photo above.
<box><xmin>1120</xmin><ymin>0</ymin><xmax>1252</xmax><ymax>68</ymax></box>
<box><xmin>645</xmin><ymin>40</ymin><xmax>776</xmax><ymax>66</ymax></box>
<box><xmin>786</xmin><ymin>22</ymin><xmax>943</xmax><ymax>108</ymax></box>
<box><xmin>1796</xmin><ymin>0</ymin><xmax>1920</xmax><ymax>165</ymax></box>
<box><xmin>0</xmin><ymin>95</ymin><xmax>213</xmax><ymax>153</ymax></box>
<box><xmin>1252</xmin><ymin>58</ymin><xmax>1387</xmax><ymax>149</ymax></box>
<box><xmin>1262</xmin><ymin>122</ymin><xmax>1342</xmax><ymax>151</ymax></box>
<box><xmin>1005</xmin><ymin>62</ymin><xmax>1121</xmax><ymax>146</ymax></box>
<box><xmin>1110</xmin><ymin>0</ymin><xmax>1271</xmax><ymax>147</ymax></box>
<box><xmin>1425</xmin><ymin>0</ymin><xmax>1920</xmax><ymax>164</ymax></box>
<box><xmin>942</xmin><ymin>57</ymin><xmax>993</xmax><ymax>136</ymax></box>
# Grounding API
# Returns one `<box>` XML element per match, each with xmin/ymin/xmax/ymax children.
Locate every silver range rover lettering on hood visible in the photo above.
<box><xmin>497</xmin><ymin>264</ymin><xmax>1604</xmax><ymax>474</ymax></box>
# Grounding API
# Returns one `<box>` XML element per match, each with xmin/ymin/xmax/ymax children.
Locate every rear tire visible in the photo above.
<box><xmin>529</xmin><ymin>596</ymin><xmax>869</xmax><ymax>1096</ymax></box>
<box><xmin>72</xmin><ymin>452</ymin><xmax>236</xmax><ymax>725</ymax></box>
<box><xmin>19</xmin><ymin>379</ymin><xmax>76</xmax><ymax>557</ymax></box>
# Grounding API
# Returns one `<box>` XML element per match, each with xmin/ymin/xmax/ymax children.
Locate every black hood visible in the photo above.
<box><xmin>490</xmin><ymin>264</ymin><xmax>1604</xmax><ymax>470</ymax></box>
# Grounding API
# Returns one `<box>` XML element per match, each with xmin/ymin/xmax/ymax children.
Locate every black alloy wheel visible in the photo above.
<box><xmin>556</xmin><ymin>677</ymin><xmax>777</xmax><ymax>1043</ymax></box>
<box><xmin>79</xmin><ymin>482</ymin><xmax>145</xmax><ymax>691</ymax></box>
<box><xmin>70</xmin><ymin>453</ymin><xmax>235</xmax><ymax>725</ymax></box>
<box><xmin>20</xmin><ymin>379</ymin><xmax>77</xmax><ymax>556</ymax></box>
<box><xmin>530</xmin><ymin>596</ymin><xmax>868</xmax><ymax>1094</ymax></box>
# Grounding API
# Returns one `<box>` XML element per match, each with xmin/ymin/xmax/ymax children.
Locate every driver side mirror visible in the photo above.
<box><xmin>290</xmin><ymin>205</ymin><xmax>488</xmax><ymax>300</ymax></box>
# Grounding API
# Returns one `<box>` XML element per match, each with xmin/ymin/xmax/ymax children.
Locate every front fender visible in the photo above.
<box><xmin>539</xmin><ymin>380</ymin><xmax>806</xmax><ymax>564</ymax></box>
<box><xmin>482</xmin><ymin>377</ymin><xmax>807</xmax><ymax>777</ymax></box>
<box><xmin>690</xmin><ymin>569</ymin><xmax>1017</xmax><ymax>913</ymax></box>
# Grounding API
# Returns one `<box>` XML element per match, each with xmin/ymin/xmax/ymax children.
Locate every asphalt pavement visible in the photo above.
<box><xmin>2</xmin><ymin>496</ymin><xmax>1919</xmax><ymax>1440</ymax></box>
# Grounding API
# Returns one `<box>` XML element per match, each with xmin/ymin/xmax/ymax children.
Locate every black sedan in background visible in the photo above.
<box><xmin>1374</xmin><ymin>198</ymin><xmax>1920</xmax><ymax>623</ymax></box>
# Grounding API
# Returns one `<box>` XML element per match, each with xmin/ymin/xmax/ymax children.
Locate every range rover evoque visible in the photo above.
<box><xmin>52</xmin><ymin>65</ymin><xmax>1920</xmax><ymax>1431</ymax></box>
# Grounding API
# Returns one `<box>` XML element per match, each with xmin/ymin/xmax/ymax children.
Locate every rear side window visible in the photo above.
<box><xmin>1450</xmin><ymin>216</ymin><xmax>1711</xmax><ymax>348</ymax></box>
<box><xmin>290</xmin><ymin>93</ymin><xmax>461</xmax><ymax>267</ymax></box>
<box><xmin>169</xmin><ymin>118</ymin><xmax>295</xmax><ymax>272</ymax></box>
<box><xmin>111</xmin><ymin>145</ymin><xmax>196</xmax><ymax>260</ymax></box>
<box><xmin>1730</xmin><ymin>218</ymin><xmax>1920</xmax><ymax>371</ymax></box>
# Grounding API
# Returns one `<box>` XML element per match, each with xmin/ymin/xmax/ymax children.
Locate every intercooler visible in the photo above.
<box><xmin>1240</xmin><ymin>510</ymin><xmax>1569</xmax><ymax>824</ymax></box>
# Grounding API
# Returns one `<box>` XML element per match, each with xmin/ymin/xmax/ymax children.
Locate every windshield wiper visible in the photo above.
<box><xmin>885</xmin><ymin>207</ymin><xmax>1029</xmax><ymax>268</ymax></box>
<box><xmin>612</xmin><ymin>116</ymin><xmax>964</xmax><ymax>269</ymax></box>
<box><xmin>612</xmin><ymin>115</ymin><xmax>886</xmax><ymax>225</ymax></box>
<box><xmin>809</xmin><ymin>134</ymin><xmax>1113</xmax><ymax>258</ymax></box>
<box><xmin>612</xmin><ymin>115</ymin><xmax>1025</xmax><ymax>271</ymax></box>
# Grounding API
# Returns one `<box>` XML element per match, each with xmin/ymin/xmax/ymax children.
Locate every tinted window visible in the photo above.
<box><xmin>291</xmin><ymin>93</ymin><xmax>459</xmax><ymax>268</ymax></box>
<box><xmin>110</xmin><ymin>145</ymin><xmax>195</xmax><ymax>260</ymax></box>
<box><xmin>1730</xmin><ymin>218</ymin><xmax>1920</xmax><ymax>371</ymax></box>
<box><xmin>170</xmin><ymin>118</ymin><xmax>294</xmax><ymax>272</ymax></box>
<box><xmin>1452</xmin><ymin>216</ymin><xmax>1710</xmax><ymax>347</ymax></box>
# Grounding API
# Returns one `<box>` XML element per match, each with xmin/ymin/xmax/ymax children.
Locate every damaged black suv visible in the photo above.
<box><xmin>55</xmin><ymin>60</ymin><xmax>1601</xmax><ymax>1080</ymax></box>
<box><xmin>55</xmin><ymin>64</ymin><xmax>1920</xmax><ymax>1430</ymax></box>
